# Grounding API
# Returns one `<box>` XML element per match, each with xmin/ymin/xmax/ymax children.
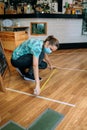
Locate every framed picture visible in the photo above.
<box><xmin>30</xmin><ymin>22</ymin><xmax>47</xmax><ymax>35</ymax></box>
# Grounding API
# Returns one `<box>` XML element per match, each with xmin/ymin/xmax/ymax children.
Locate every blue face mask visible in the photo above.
<box><xmin>44</xmin><ymin>47</ymin><xmax>52</xmax><ymax>54</ymax></box>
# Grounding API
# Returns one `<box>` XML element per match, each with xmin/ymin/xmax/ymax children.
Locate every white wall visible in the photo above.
<box><xmin>0</xmin><ymin>18</ymin><xmax>87</xmax><ymax>43</ymax></box>
<box><xmin>11</xmin><ymin>18</ymin><xmax>87</xmax><ymax>43</ymax></box>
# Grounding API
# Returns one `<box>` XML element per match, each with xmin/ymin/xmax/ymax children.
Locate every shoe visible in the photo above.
<box><xmin>39</xmin><ymin>61</ymin><xmax>47</xmax><ymax>69</ymax></box>
<box><xmin>16</xmin><ymin>68</ymin><xmax>24</xmax><ymax>77</ymax></box>
<box><xmin>24</xmin><ymin>74</ymin><xmax>42</xmax><ymax>82</ymax></box>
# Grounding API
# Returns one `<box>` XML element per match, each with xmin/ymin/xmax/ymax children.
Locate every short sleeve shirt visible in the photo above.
<box><xmin>12</xmin><ymin>38</ymin><xmax>43</xmax><ymax>60</ymax></box>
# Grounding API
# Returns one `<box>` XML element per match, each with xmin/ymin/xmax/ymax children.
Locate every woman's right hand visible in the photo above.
<box><xmin>33</xmin><ymin>56</ymin><xmax>41</xmax><ymax>96</ymax></box>
<box><xmin>34</xmin><ymin>86</ymin><xmax>41</xmax><ymax>96</ymax></box>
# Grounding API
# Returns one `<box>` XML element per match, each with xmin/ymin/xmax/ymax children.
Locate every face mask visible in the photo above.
<box><xmin>44</xmin><ymin>47</ymin><xmax>52</xmax><ymax>54</ymax></box>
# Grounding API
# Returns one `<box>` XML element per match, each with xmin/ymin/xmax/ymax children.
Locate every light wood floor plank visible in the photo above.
<box><xmin>0</xmin><ymin>48</ymin><xmax>87</xmax><ymax>130</ymax></box>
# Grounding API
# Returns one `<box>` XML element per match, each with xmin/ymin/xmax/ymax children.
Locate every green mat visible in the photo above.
<box><xmin>28</xmin><ymin>108</ymin><xmax>64</xmax><ymax>130</ymax></box>
<box><xmin>0</xmin><ymin>121</ymin><xmax>25</xmax><ymax>130</ymax></box>
<box><xmin>0</xmin><ymin>108</ymin><xmax>64</xmax><ymax>130</ymax></box>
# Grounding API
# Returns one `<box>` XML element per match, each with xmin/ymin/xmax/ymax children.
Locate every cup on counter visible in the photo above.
<box><xmin>16</xmin><ymin>22</ymin><xmax>20</xmax><ymax>27</ymax></box>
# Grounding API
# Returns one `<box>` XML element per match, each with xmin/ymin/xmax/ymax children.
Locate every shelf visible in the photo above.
<box><xmin>2</xmin><ymin>26</ymin><xmax>29</xmax><ymax>31</ymax></box>
<box><xmin>0</xmin><ymin>13</ymin><xmax>82</xmax><ymax>19</ymax></box>
<box><xmin>0</xmin><ymin>31</ymin><xmax>29</xmax><ymax>50</ymax></box>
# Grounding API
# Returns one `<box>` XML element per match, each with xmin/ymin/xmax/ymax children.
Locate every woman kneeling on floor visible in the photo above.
<box><xmin>11</xmin><ymin>35</ymin><xmax>59</xmax><ymax>95</ymax></box>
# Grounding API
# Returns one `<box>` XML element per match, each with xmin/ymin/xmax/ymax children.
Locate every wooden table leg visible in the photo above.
<box><xmin>0</xmin><ymin>75</ymin><xmax>6</xmax><ymax>92</ymax></box>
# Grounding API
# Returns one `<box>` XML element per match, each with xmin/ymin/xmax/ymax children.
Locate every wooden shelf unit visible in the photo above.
<box><xmin>0</xmin><ymin>30</ymin><xmax>29</xmax><ymax>51</ymax></box>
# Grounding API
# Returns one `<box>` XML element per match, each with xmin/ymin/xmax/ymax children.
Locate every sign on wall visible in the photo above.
<box><xmin>0</xmin><ymin>40</ymin><xmax>9</xmax><ymax>91</ymax></box>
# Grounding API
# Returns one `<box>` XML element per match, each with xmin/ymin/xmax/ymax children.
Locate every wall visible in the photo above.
<box><xmin>11</xmin><ymin>18</ymin><xmax>87</xmax><ymax>43</ymax></box>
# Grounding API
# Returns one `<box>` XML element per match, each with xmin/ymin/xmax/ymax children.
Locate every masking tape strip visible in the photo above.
<box><xmin>41</xmin><ymin>69</ymin><xmax>57</xmax><ymax>91</ymax></box>
<box><xmin>6</xmin><ymin>88</ymin><xmax>75</xmax><ymax>107</ymax></box>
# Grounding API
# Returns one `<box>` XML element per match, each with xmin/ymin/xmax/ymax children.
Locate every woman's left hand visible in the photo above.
<box><xmin>48</xmin><ymin>65</ymin><xmax>57</xmax><ymax>70</ymax></box>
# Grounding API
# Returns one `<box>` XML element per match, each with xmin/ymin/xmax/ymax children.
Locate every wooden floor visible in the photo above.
<box><xmin>0</xmin><ymin>48</ymin><xmax>87</xmax><ymax>130</ymax></box>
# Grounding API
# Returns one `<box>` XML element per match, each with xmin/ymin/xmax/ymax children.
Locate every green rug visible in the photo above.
<box><xmin>0</xmin><ymin>108</ymin><xmax>64</xmax><ymax>130</ymax></box>
<box><xmin>28</xmin><ymin>108</ymin><xmax>64</xmax><ymax>130</ymax></box>
<box><xmin>0</xmin><ymin>121</ymin><xmax>25</xmax><ymax>130</ymax></box>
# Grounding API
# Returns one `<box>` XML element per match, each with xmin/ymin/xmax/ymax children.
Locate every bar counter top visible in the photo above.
<box><xmin>0</xmin><ymin>13</ymin><xmax>82</xmax><ymax>19</ymax></box>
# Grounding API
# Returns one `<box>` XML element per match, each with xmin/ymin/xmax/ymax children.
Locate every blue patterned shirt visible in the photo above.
<box><xmin>12</xmin><ymin>38</ymin><xmax>43</xmax><ymax>60</ymax></box>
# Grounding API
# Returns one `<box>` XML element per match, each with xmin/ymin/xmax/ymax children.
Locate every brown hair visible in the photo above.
<box><xmin>44</xmin><ymin>35</ymin><xmax>59</xmax><ymax>49</ymax></box>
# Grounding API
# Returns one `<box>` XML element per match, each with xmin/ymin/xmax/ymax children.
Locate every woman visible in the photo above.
<box><xmin>11</xmin><ymin>35</ymin><xmax>59</xmax><ymax>95</ymax></box>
